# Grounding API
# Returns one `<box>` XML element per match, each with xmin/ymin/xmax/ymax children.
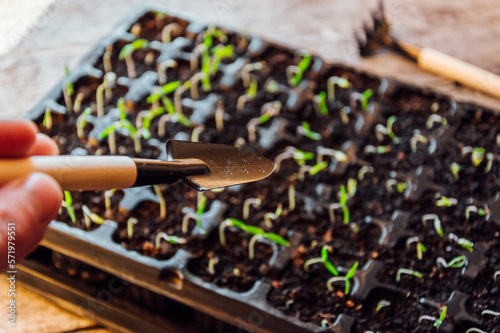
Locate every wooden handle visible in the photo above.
<box><xmin>0</xmin><ymin>156</ymin><xmax>137</xmax><ymax>191</ymax></box>
<box><xmin>417</xmin><ymin>47</ymin><xmax>500</xmax><ymax>99</ymax></box>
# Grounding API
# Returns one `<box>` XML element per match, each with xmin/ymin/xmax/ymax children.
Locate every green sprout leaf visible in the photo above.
<box><xmin>63</xmin><ymin>191</ymin><xmax>76</xmax><ymax>223</ymax></box>
<box><xmin>246</xmin><ymin>79</ymin><xmax>258</xmax><ymax>99</ymax></box>
<box><xmin>315</xmin><ymin>91</ymin><xmax>328</xmax><ymax>115</ymax></box>
<box><xmin>321</xmin><ymin>246</ymin><xmax>339</xmax><ymax>276</ymax></box>
<box><xmin>292</xmin><ymin>149</ymin><xmax>314</xmax><ymax>166</ymax></box>
<box><xmin>299</xmin><ymin>121</ymin><xmax>321</xmax><ymax>140</ymax></box>
<box><xmin>64</xmin><ymin>65</ymin><xmax>74</xmax><ymax>96</ymax></box>
<box><xmin>309</xmin><ymin>161</ymin><xmax>328</xmax><ymax>175</ymax></box>
<box><xmin>119</xmin><ymin>39</ymin><xmax>150</xmax><ymax>60</ymax></box>
<box><xmin>360</xmin><ymin>88</ymin><xmax>373</xmax><ymax>111</ymax></box>
<box><xmin>434</xmin><ymin>306</ymin><xmax>447</xmax><ymax>327</ymax></box>
<box><xmin>147</xmin><ymin>81</ymin><xmax>182</xmax><ymax>104</ymax></box>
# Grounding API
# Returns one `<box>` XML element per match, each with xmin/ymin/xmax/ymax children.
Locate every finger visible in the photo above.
<box><xmin>0</xmin><ymin>173</ymin><xmax>63</xmax><ymax>271</ymax></box>
<box><xmin>29</xmin><ymin>133</ymin><xmax>59</xmax><ymax>156</ymax></box>
<box><xmin>0</xmin><ymin>119</ymin><xmax>38</xmax><ymax>157</ymax></box>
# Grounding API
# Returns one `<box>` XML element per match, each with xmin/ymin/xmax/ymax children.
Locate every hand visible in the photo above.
<box><xmin>0</xmin><ymin>119</ymin><xmax>62</xmax><ymax>272</ymax></box>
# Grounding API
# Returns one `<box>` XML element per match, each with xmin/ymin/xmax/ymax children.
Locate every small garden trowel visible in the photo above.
<box><xmin>0</xmin><ymin>140</ymin><xmax>276</xmax><ymax>191</ymax></box>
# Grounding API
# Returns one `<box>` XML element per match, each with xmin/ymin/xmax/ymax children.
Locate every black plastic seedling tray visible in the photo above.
<box><xmin>21</xmin><ymin>3</ymin><xmax>500</xmax><ymax>333</ymax></box>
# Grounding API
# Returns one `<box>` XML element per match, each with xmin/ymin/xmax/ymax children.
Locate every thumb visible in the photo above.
<box><xmin>0</xmin><ymin>173</ymin><xmax>62</xmax><ymax>271</ymax></box>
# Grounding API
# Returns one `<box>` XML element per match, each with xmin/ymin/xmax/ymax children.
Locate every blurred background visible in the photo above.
<box><xmin>0</xmin><ymin>0</ymin><xmax>499</xmax><ymax>331</ymax></box>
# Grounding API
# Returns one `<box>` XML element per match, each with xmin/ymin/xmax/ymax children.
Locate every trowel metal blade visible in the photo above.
<box><xmin>166</xmin><ymin>140</ymin><xmax>276</xmax><ymax>191</ymax></box>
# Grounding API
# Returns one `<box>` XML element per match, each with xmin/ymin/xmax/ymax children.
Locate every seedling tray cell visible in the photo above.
<box><xmin>22</xmin><ymin>4</ymin><xmax>500</xmax><ymax>333</ymax></box>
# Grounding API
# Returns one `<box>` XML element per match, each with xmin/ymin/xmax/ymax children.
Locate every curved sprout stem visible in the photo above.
<box><xmin>82</xmin><ymin>205</ymin><xmax>105</xmax><ymax>230</ymax></box>
<box><xmin>303</xmin><ymin>257</ymin><xmax>323</xmax><ymax>272</ymax></box>
<box><xmin>155</xmin><ymin>232</ymin><xmax>187</xmax><ymax>248</ymax></box>
<box><xmin>264</xmin><ymin>204</ymin><xmax>282</xmax><ymax>228</ymax></box>
<box><xmin>174</xmin><ymin>81</ymin><xmax>190</xmax><ymax>115</ymax></box>
<box><xmin>73</xmin><ymin>92</ymin><xmax>85</xmax><ymax>114</ymax></box>
<box><xmin>191</xmin><ymin>125</ymin><xmax>205</xmax><ymax>142</ymax></box>
<box><xmin>103</xmin><ymin>46</ymin><xmax>113</xmax><ymax>74</ymax></box>
<box><xmin>190</xmin><ymin>72</ymin><xmax>208</xmax><ymax>100</ymax></box>
<box><xmin>396</xmin><ymin>268</ymin><xmax>423</xmax><ymax>282</ymax></box>
<box><xmin>161</xmin><ymin>22</ymin><xmax>182</xmax><ymax>43</ymax></box>
<box><xmin>190</xmin><ymin>43</ymin><xmax>208</xmax><ymax>72</ymax></box>
<box><xmin>376</xmin><ymin>300</ymin><xmax>391</xmax><ymax>312</ymax></box>
<box><xmin>243</xmin><ymin>198</ymin><xmax>262</xmax><ymax>220</ymax></box>
<box><xmin>288</xmin><ymin>183</ymin><xmax>296</xmax><ymax>211</ymax></box>
<box><xmin>241</xmin><ymin>61</ymin><xmax>264</xmax><ymax>88</ymax></box>
<box><xmin>248</xmin><ymin>234</ymin><xmax>264</xmax><ymax>260</ymax></box>
<box><xmin>43</xmin><ymin>108</ymin><xmax>52</xmax><ymax>130</ymax></box>
<box><xmin>421</xmin><ymin>214</ymin><xmax>443</xmax><ymax>237</ymax></box>
<box><xmin>357</xmin><ymin>166</ymin><xmax>374</xmax><ymax>181</ymax></box>
<box><xmin>127</xmin><ymin>217</ymin><xmax>138</xmax><ymax>240</ymax></box>
<box><xmin>182</xmin><ymin>212</ymin><xmax>198</xmax><ymax>234</ymax></box>
<box><xmin>208</xmin><ymin>256</ymin><xmax>218</xmax><ymax>275</ymax></box>
<box><xmin>153</xmin><ymin>185</ymin><xmax>166</xmax><ymax>219</ymax></box>
<box><xmin>464</xmin><ymin>329</ymin><xmax>489</xmax><ymax>333</ymax></box>
<box><xmin>157</xmin><ymin>59</ymin><xmax>178</xmax><ymax>85</ymax></box>
<box><xmin>481</xmin><ymin>310</ymin><xmax>500</xmax><ymax>317</ymax></box>
<box><xmin>327</xmin><ymin>76</ymin><xmax>350</xmax><ymax>101</ymax></box>
<box><xmin>317</xmin><ymin>147</ymin><xmax>348</xmax><ymax>164</ymax></box>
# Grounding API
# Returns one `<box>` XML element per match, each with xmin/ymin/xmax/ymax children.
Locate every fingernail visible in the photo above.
<box><xmin>22</xmin><ymin>172</ymin><xmax>63</xmax><ymax>224</ymax></box>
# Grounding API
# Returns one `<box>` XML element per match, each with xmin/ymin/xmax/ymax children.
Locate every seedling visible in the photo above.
<box><xmin>448</xmin><ymin>233</ymin><xmax>474</xmax><ymax>252</ymax></box>
<box><xmin>329</xmin><ymin>182</ymin><xmax>354</xmax><ymax>224</ymax></box>
<box><xmin>298</xmin><ymin>161</ymin><xmax>328</xmax><ymax>181</ymax></box>
<box><xmin>326</xmin><ymin>261</ymin><xmax>358</xmax><ymax>294</ymax></box>
<box><xmin>421</xmin><ymin>214</ymin><xmax>444</xmax><ymax>237</ymax></box>
<box><xmin>376</xmin><ymin>300</ymin><xmax>391</xmax><ymax>312</ymax></box>
<box><xmin>351</xmin><ymin>88</ymin><xmax>373</xmax><ymax>111</ymax></box>
<box><xmin>119</xmin><ymin>39</ymin><xmax>150</xmax><ymax>79</ymax></box>
<box><xmin>303</xmin><ymin>245</ymin><xmax>339</xmax><ymax>276</ymax></box>
<box><xmin>265</xmin><ymin>78</ymin><xmax>280</xmax><ymax>93</ymax></box>
<box><xmin>313</xmin><ymin>91</ymin><xmax>328</xmax><ymax>115</ymax></box>
<box><xmin>43</xmin><ymin>108</ymin><xmax>53</xmax><ymax>130</ymax></box>
<box><xmin>103</xmin><ymin>45</ymin><xmax>113</xmax><ymax>73</ymax></box>
<box><xmin>153</xmin><ymin>185</ymin><xmax>166</xmax><ymax>219</ymax></box>
<box><xmin>191</xmin><ymin>125</ymin><xmax>205</xmax><ymax>142</ymax></box>
<box><xmin>190</xmin><ymin>72</ymin><xmax>209</xmax><ymax>99</ymax></box>
<box><xmin>157</xmin><ymin>59</ymin><xmax>178</xmax><ymax>85</ymax></box>
<box><xmin>247</xmin><ymin>101</ymin><xmax>281</xmax><ymax>142</ymax></box>
<box><xmin>127</xmin><ymin>217</ymin><xmax>138</xmax><ymax>239</ymax></box>
<box><xmin>63</xmin><ymin>65</ymin><xmax>74</xmax><ymax>113</ymax></box>
<box><xmin>155</xmin><ymin>232</ymin><xmax>187</xmax><ymax>248</ymax></box>
<box><xmin>197</xmin><ymin>192</ymin><xmax>207</xmax><ymax>223</ymax></box>
<box><xmin>147</xmin><ymin>81</ymin><xmax>181</xmax><ymax>106</ymax></box>
<box><xmin>264</xmin><ymin>204</ymin><xmax>283</xmax><ymax>228</ymax></box>
<box><xmin>395</xmin><ymin>268</ymin><xmax>423</xmax><ymax>282</ymax></box>
<box><xmin>208</xmin><ymin>256</ymin><xmax>219</xmax><ymax>275</ymax></box>
<box><xmin>274</xmin><ymin>147</ymin><xmax>314</xmax><ymax>172</ymax></box>
<box><xmin>375</xmin><ymin>116</ymin><xmax>400</xmax><ymax>144</ymax></box>
<box><xmin>481</xmin><ymin>310</ymin><xmax>500</xmax><ymax>317</ymax></box>
<box><xmin>62</xmin><ymin>191</ymin><xmax>76</xmax><ymax>223</ymax></box>
<box><xmin>436</xmin><ymin>255</ymin><xmax>467</xmax><ymax>269</ymax></box>
<box><xmin>96</xmin><ymin>72</ymin><xmax>118</xmax><ymax>117</ymax></box>
<box><xmin>316</xmin><ymin>147</ymin><xmax>348</xmax><ymax>164</ymax></box>
<box><xmin>406</xmin><ymin>236</ymin><xmax>427</xmax><ymax>260</ymax></box>
<box><xmin>104</xmin><ymin>188</ymin><xmax>116</xmax><ymax>213</ymax></box>
<box><xmin>410</xmin><ymin>132</ymin><xmax>428</xmax><ymax>152</ymax></box>
<box><xmin>73</xmin><ymin>92</ymin><xmax>85</xmax><ymax>114</ymax></box>
<box><xmin>82</xmin><ymin>205</ymin><xmax>105</xmax><ymax>230</ymax></box>
<box><xmin>465</xmin><ymin>205</ymin><xmax>490</xmax><ymax>221</ymax></box>
<box><xmin>357</xmin><ymin>166</ymin><xmax>374</xmax><ymax>181</ymax></box>
<box><xmin>418</xmin><ymin>306</ymin><xmax>447</xmax><ymax>328</ymax></box>
<box><xmin>245</xmin><ymin>79</ymin><xmax>258</xmax><ymax>99</ymax></box>
<box><xmin>297</xmin><ymin>121</ymin><xmax>322</xmax><ymax>140</ymax></box>
<box><xmin>209</xmin><ymin>44</ymin><xmax>235</xmax><ymax>75</ymax></box>
<box><xmin>462</xmin><ymin>146</ymin><xmax>487</xmax><ymax>167</ymax></box>
<box><xmin>450</xmin><ymin>162</ymin><xmax>461</xmax><ymax>179</ymax></box>
<box><xmin>161</xmin><ymin>22</ymin><xmax>182</xmax><ymax>43</ymax></box>
<box><xmin>218</xmin><ymin>218</ymin><xmax>289</xmax><ymax>248</ymax></box>
<box><xmin>339</xmin><ymin>106</ymin><xmax>351</xmax><ymax>125</ymax></box>
<box><xmin>174</xmin><ymin>80</ymin><xmax>191</xmax><ymax>116</ymax></box>
<box><xmin>99</xmin><ymin>98</ymin><xmax>145</xmax><ymax>154</ymax></box>
<box><xmin>436</xmin><ymin>196</ymin><xmax>458</xmax><ymax>207</ymax></box>
<box><xmin>363</xmin><ymin>145</ymin><xmax>391</xmax><ymax>154</ymax></box>
<box><xmin>241</xmin><ymin>61</ymin><xmax>265</xmax><ymax>88</ymax></box>
<box><xmin>286</xmin><ymin>52</ymin><xmax>311</xmax><ymax>86</ymax></box>
<box><xmin>426</xmin><ymin>114</ymin><xmax>447</xmax><ymax>129</ymax></box>
<box><xmin>242</xmin><ymin>198</ymin><xmax>262</xmax><ymax>220</ymax></box>
<box><xmin>465</xmin><ymin>329</ymin><xmax>489</xmax><ymax>333</ymax></box>
<box><xmin>191</xmin><ymin>43</ymin><xmax>209</xmax><ymax>72</ymax></box>
<box><xmin>327</xmin><ymin>76</ymin><xmax>350</xmax><ymax>101</ymax></box>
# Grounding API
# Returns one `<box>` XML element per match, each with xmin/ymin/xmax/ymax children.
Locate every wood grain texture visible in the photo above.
<box><xmin>0</xmin><ymin>1</ymin><xmax>500</xmax><ymax>332</ymax></box>
<box><xmin>0</xmin><ymin>278</ymin><xmax>107</xmax><ymax>333</ymax></box>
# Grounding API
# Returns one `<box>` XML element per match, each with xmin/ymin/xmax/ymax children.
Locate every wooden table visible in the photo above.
<box><xmin>1</xmin><ymin>0</ymin><xmax>499</xmax><ymax>332</ymax></box>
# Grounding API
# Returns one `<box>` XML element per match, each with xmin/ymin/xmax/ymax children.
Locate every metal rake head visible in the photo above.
<box><xmin>356</xmin><ymin>1</ymin><xmax>392</xmax><ymax>56</ymax></box>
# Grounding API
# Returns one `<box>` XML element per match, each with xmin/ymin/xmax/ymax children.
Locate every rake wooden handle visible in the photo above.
<box><xmin>417</xmin><ymin>47</ymin><xmax>500</xmax><ymax>99</ymax></box>
<box><xmin>0</xmin><ymin>156</ymin><xmax>208</xmax><ymax>191</ymax></box>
